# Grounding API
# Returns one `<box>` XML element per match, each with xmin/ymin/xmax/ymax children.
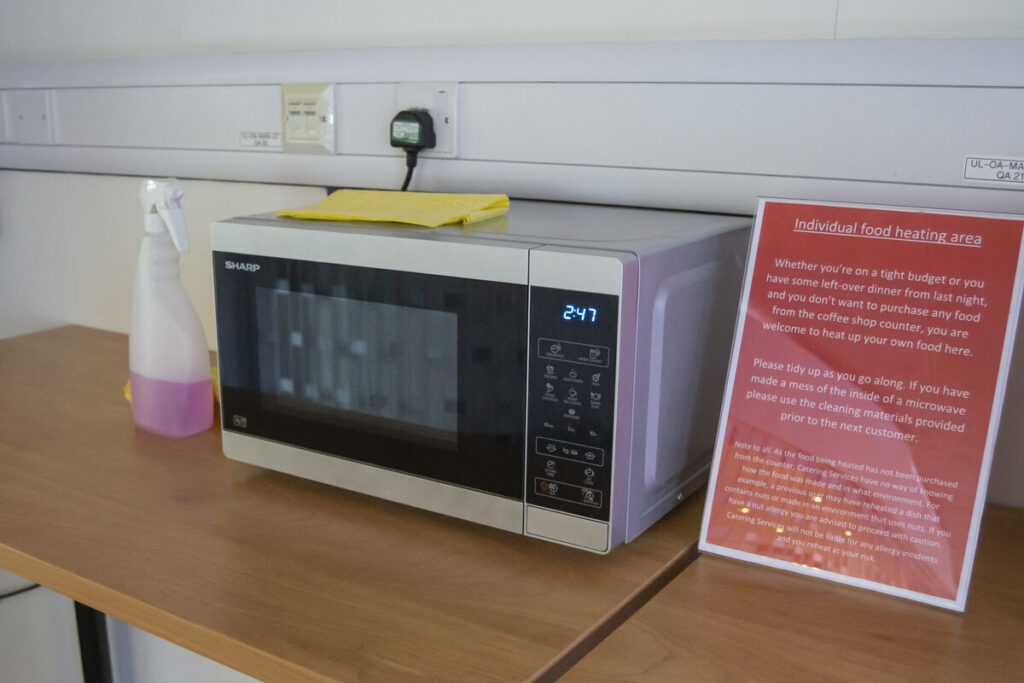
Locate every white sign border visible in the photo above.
<box><xmin>699</xmin><ymin>197</ymin><xmax>1024</xmax><ymax>612</ymax></box>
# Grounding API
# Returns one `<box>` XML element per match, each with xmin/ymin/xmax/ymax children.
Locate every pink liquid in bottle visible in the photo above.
<box><xmin>130</xmin><ymin>372</ymin><xmax>213</xmax><ymax>437</ymax></box>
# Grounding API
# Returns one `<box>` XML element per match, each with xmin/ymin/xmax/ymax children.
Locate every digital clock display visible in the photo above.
<box><xmin>562</xmin><ymin>304</ymin><xmax>598</xmax><ymax>323</ymax></box>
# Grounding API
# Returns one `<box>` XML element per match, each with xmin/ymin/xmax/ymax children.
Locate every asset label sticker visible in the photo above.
<box><xmin>964</xmin><ymin>156</ymin><xmax>1024</xmax><ymax>185</ymax></box>
<box><xmin>240</xmin><ymin>131</ymin><xmax>282</xmax><ymax>148</ymax></box>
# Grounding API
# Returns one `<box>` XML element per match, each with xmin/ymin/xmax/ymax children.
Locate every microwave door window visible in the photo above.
<box><xmin>254</xmin><ymin>287</ymin><xmax>459</xmax><ymax>451</ymax></box>
<box><xmin>215</xmin><ymin>251</ymin><xmax>527</xmax><ymax>500</ymax></box>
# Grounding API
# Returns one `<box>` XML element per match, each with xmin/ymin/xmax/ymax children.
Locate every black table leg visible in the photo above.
<box><xmin>74</xmin><ymin>602</ymin><xmax>113</xmax><ymax>683</ymax></box>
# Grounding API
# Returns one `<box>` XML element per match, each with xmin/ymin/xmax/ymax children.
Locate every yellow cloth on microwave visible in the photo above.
<box><xmin>276</xmin><ymin>189</ymin><xmax>510</xmax><ymax>228</ymax></box>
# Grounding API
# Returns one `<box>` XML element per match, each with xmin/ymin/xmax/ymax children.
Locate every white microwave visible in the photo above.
<box><xmin>211</xmin><ymin>200</ymin><xmax>749</xmax><ymax>552</ymax></box>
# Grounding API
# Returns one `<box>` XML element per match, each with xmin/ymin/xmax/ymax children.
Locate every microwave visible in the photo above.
<box><xmin>211</xmin><ymin>201</ymin><xmax>749</xmax><ymax>552</ymax></box>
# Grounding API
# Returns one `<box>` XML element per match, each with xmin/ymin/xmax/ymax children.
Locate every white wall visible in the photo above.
<box><xmin>0</xmin><ymin>570</ymin><xmax>84</xmax><ymax>683</ymax></box>
<box><xmin>2</xmin><ymin>0</ymin><xmax>1023</xmax><ymax>63</ymax></box>
<box><xmin>2</xmin><ymin>1</ymin><xmax>1022</xmax><ymax>341</ymax></box>
<box><xmin>0</xmin><ymin>171</ymin><xmax>324</xmax><ymax>343</ymax></box>
<box><xmin>0</xmin><ymin>2</ymin><xmax>1021</xmax><ymax>683</ymax></box>
<box><xmin>0</xmin><ymin>171</ymin><xmax>76</xmax><ymax>338</ymax></box>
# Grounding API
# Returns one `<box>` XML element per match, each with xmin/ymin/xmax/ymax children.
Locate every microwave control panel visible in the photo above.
<box><xmin>526</xmin><ymin>286</ymin><xmax>619</xmax><ymax>522</ymax></box>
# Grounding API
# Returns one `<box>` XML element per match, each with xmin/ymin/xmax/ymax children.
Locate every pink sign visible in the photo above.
<box><xmin>700</xmin><ymin>199</ymin><xmax>1024</xmax><ymax>610</ymax></box>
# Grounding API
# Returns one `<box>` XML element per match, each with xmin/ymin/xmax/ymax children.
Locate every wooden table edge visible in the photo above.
<box><xmin>564</xmin><ymin>503</ymin><xmax>1024</xmax><ymax>681</ymax></box>
<box><xmin>0</xmin><ymin>544</ymin><xmax>334</xmax><ymax>683</ymax></box>
<box><xmin>3</xmin><ymin>506</ymin><xmax>703</xmax><ymax>683</ymax></box>
<box><xmin>529</xmin><ymin>538</ymin><xmax>701</xmax><ymax>682</ymax></box>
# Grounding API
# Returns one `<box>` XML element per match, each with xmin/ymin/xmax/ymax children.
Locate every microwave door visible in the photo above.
<box><xmin>213</xmin><ymin>251</ymin><xmax>529</xmax><ymax>507</ymax></box>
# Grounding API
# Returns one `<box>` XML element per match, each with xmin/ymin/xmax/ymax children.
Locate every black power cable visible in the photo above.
<box><xmin>0</xmin><ymin>583</ymin><xmax>41</xmax><ymax>601</ymax></box>
<box><xmin>401</xmin><ymin>150</ymin><xmax>418</xmax><ymax>192</ymax></box>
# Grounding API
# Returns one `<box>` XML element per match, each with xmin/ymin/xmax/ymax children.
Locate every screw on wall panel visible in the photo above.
<box><xmin>676</xmin><ymin>493</ymin><xmax>684</xmax><ymax>502</ymax></box>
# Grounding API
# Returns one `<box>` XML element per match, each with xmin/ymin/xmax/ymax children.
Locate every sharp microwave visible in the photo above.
<box><xmin>211</xmin><ymin>200</ymin><xmax>749</xmax><ymax>552</ymax></box>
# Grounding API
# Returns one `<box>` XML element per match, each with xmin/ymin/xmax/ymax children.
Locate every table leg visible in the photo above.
<box><xmin>74</xmin><ymin>602</ymin><xmax>113</xmax><ymax>683</ymax></box>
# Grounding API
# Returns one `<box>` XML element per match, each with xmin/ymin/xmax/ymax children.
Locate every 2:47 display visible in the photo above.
<box><xmin>563</xmin><ymin>304</ymin><xmax>598</xmax><ymax>322</ymax></box>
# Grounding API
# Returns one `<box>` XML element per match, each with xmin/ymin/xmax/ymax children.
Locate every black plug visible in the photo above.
<box><xmin>390</xmin><ymin>109</ymin><xmax>436</xmax><ymax>191</ymax></box>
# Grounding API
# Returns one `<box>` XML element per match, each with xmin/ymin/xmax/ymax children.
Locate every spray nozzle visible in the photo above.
<box><xmin>140</xmin><ymin>178</ymin><xmax>189</xmax><ymax>253</ymax></box>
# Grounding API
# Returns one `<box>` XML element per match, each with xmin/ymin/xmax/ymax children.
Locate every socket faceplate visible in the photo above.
<box><xmin>281</xmin><ymin>83</ymin><xmax>335</xmax><ymax>155</ymax></box>
<box><xmin>394</xmin><ymin>82</ymin><xmax>458</xmax><ymax>158</ymax></box>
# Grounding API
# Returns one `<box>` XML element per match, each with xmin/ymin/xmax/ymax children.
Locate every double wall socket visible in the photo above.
<box><xmin>394</xmin><ymin>82</ymin><xmax>459</xmax><ymax>158</ymax></box>
<box><xmin>281</xmin><ymin>83</ymin><xmax>335</xmax><ymax>155</ymax></box>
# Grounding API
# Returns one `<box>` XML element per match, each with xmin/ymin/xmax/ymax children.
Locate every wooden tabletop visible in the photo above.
<box><xmin>0</xmin><ymin>326</ymin><xmax>703</xmax><ymax>682</ymax></box>
<box><xmin>565</xmin><ymin>503</ymin><xmax>1024</xmax><ymax>681</ymax></box>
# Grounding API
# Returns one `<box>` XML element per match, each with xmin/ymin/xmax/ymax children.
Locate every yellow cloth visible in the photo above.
<box><xmin>276</xmin><ymin>189</ymin><xmax>509</xmax><ymax>228</ymax></box>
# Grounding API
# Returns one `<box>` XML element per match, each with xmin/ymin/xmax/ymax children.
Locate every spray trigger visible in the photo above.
<box><xmin>140</xmin><ymin>178</ymin><xmax>189</xmax><ymax>253</ymax></box>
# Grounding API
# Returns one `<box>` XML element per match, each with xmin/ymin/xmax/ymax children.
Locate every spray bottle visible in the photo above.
<box><xmin>129</xmin><ymin>179</ymin><xmax>213</xmax><ymax>436</ymax></box>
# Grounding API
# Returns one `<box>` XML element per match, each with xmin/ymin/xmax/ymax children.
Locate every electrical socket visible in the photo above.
<box><xmin>5</xmin><ymin>89</ymin><xmax>53</xmax><ymax>144</ymax></box>
<box><xmin>281</xmin><ymin>83</ymin><xmax>335</xmax><ymax>155</ymax></box>
<box><xmin>394</xmin><ymin>82</ymin><xmax>458</xmax><ymax>158</ymax></box>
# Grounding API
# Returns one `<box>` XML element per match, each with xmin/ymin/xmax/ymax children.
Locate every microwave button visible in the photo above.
<box><xmin>539</xmin><ymin>340</ymin><xmax>565</xmax><ymax>359</ymax></box>
<box><xmin>534</xmin><ymin>478</ymin><xmax>603</xmax><ymax>510</ymax></box>
<box><xmin>537</xmin><ymin>338</ymin><xmax>609</xmax><ymax>367</ymax></box>
<box><xmin>535</xmin><ymin>478</ymin><xmax>558</xmax><ymax>497</ymax></box>
<box><xmin>535</xmin><ymin>437</ymin><xmax>604</xmax><ymax>467</ymax></box>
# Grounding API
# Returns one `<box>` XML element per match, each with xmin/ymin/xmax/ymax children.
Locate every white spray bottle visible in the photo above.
<box><xmin>129</xmin><ymin>178</ymin><xmax>213</xmax><ymax>436</ymax></box>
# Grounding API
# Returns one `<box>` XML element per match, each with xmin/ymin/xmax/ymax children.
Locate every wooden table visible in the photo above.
<box><xmin>0</xmin><ymin>326</ymin><xmax>703</xmax><ymax>682</ymax></box>
<box><xmin>565</xmin><ymin>504</ymin><xmax>1024</xmax><ymax>681</ymax></box>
